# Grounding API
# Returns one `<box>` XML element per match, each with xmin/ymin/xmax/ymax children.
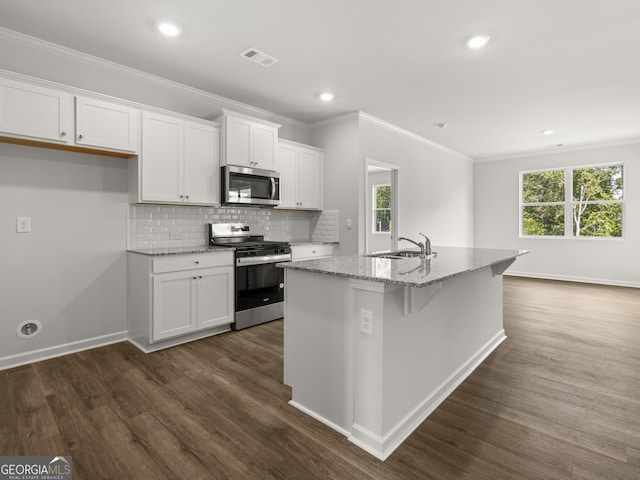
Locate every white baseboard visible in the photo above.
<box><xmin>0</xmin><ymin>331</ymin><xmax>128</xmax><ymax>371</ymax></box>
<box><xmin>288</xmin><ymin>400</ymin><xmax>352</xmax><ymax>438</ymax></box>
<box><xmin>506</xmin><ymin>271</ymin><xmax>640</xmax><ymax>289</ymax></box>
<box><xmin>128</xmin><ymin>325</ymin><xmax>231</xmax><ymax>353</ymax></box>
<box><xmin>348</xmin><ymin>330</ymin><xmax>507</xmax><ymax>461</ymax></box>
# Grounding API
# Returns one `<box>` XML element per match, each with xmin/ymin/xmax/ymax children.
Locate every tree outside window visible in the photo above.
<box><xmin>373</xmin><ymin>184</ymin><xmax>392</xmax><ymax>233</ymax></box>
<box><xmin>521</xmin><ymin>164</ymin><xmax>623</xmax><ymax>238</ymax></box>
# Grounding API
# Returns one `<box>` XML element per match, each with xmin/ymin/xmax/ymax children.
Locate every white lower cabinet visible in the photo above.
<box><xmin>128</xmin><ymin>251</ymin><xmax>234</xmax><ymax>350</ymax></box>
<box><xmin>153</xmin><ymin>266</ymin><xmax>233</xmax><ymax>341</ymax></box>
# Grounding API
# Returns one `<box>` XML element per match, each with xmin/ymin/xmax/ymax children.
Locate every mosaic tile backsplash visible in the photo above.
<box><xmin>128</xmin><ymin>205</ymin><xmax>339</xmax><ymax>249</ymax></box>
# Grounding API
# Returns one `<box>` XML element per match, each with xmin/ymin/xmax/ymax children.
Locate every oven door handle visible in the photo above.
<box><xmin>236</xmin><ymin>254</ymin><xmax>292</xmax><ymax>266</ymax></box>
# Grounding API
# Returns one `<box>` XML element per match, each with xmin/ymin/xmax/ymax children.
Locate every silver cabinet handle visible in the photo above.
<box><xmin>60</xmin><ymin>131</ymin><xmax>67</xmax><ymax>137</ymax></box>
<box><xmin>199</xmin><ymin>276</ymin><xmax>203</xmax><ymax>279</ymax></box>
<box><xmin>192</xmin><ymin>276</ymin><xmax>197</xmax><ymax>280</ymax></box>
<box><xmin>179</xmin><ymin>195</ymin><xmax>184</xmax><ymax>199</ymax></box>
<box><xmin>185</xmin><ymin>195</ymin><xmax>190</xmax><ymax>200</ymax></box>
<box><xmin>78</xmin><ymin>134</ymin><xmax>84</xmax><ymax>140</ymax></box>
<box><xmin>195</xmin><ymin>261</ymin><xmax>200</xmax><ymax>264</ymax></box>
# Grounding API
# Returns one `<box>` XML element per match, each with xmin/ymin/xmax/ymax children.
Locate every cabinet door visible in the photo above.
<box><xmin>197</xmin><ymin>266</ymin><xmax>234</xmax><ymax>329</ymax></box>
<box><xmin>297</xmin><ymin>149</ymin><xmax>323</xmax><ymax>210</ymax></box>
<box><xmin>141</xmin><ymin>111</ymin><xmax>182</xmax><ymax>202</ymax></box>
<box><xmin>75</xmin><ymin>96</ymin><xmax>138</xmax><ymax>153</ymax></box>
<box><xmin>252</xmin><ymin>123</ymin><xmax>277</xmax><ymax>170</ymax></box>
<box><xmin>275</xmin><ymin>143</ymin><xmax>298</xmax><ymax>209</ymax></box>
<box><xmin>225</xmin><ymin>115</ymin><xmax>252</xmax><ymax>167</ymax></box>
<box><xmin>153</xmin><ymin>271</ymin><xmax>197</xmax><ymax>341</ymax></box>
<box><xmin>0</xmin><ymin>78</ymin><xmax>72</xmax><ymax>143</ymax></box>
<box><xmin>184</xmin><ymin>121</ymin><xmax>218</xmax><ymax>205</ymax></box>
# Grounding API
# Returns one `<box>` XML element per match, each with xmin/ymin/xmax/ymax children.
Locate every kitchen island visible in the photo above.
<box><xmin>277</xmin><ymin>247</ymin><xmax>527</xmax><ymax>460</ymax></box>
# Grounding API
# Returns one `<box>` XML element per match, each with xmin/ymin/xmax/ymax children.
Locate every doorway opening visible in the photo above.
<box><xmin>365</xmin><ymin>159</ymin><xmax>398</xmax><ymax>254</ymax></box>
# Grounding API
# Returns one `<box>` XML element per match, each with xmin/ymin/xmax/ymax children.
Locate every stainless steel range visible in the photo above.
<box><xmin>208</xmin><ymin>223</ymin><xmax>291</xmax><ymax>330</ymax></box>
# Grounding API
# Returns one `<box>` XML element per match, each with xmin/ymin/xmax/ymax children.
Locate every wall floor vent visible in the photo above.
<box><xmin>240</xmin><ymin>47</ymin><xmax>279</xmax><ymax>67</ymax></box>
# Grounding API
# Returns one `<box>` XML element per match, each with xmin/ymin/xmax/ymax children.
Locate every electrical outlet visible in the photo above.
<box><xmin>360</xmin><ymin>309</ymin><xmax>373</xmax><ymax>336</ymax></box>
<box><xmin>16</xmin><ymin>217</ymin><xmax>31</xmax><ymax>233</ymax></box>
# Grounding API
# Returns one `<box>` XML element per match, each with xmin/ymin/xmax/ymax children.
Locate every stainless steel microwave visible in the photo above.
<box><xmin>222</xmin><ymin>165</ymin><xmax>280</xmax><ymax>207</ymax></box>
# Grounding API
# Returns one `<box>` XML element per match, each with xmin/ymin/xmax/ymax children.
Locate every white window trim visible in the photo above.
<box><xmin>519</xmin><ymin>162</ymin><xmax>624</xmax><ymax>240</ymax></box>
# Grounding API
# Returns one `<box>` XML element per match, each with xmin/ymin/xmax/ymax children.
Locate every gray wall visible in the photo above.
<box><xmin>474</xmin><ymin>143</ymin><xmax>640</xmax><ymax>287</ymax></box>
<box><xmin>0</xmin><ymin>144</ymin><xmax>129</xmax><ymax>368</ymax></box>
<box><xmin>311</xmin><ymin>115</ymin><xmax>474</xmax><ymax>255</ymax></box>
<box><xmin>311</xmin><ymin>116</ymin><xmax>361</xmax><ymax>254</ymax></box>
<box><xmin>359</xmin><ymin>118</ymin><xmax>474</xmax><ymax>250</ymax></box>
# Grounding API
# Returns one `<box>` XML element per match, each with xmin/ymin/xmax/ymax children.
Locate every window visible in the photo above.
<box><xmin>373</xmin><ymin>184</ymin><xmax>392</xmax><ymax>233</ymax></box>
<box><xmin>520</xmin><ymin>163</ymin><xmax>623</xmax><ymax>238</ymax></box>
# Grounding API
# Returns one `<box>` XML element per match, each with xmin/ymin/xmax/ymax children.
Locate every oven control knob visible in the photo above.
<box><xmin>279</xmin><ymin>283</ymin><xmax>284</xmax><ymax>289</ymax></box>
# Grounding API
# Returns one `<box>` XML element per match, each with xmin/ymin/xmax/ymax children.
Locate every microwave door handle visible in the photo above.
<box><xmin>270</xmin><ymin>177</ymin><xmax>276</xmax><ymax>200</ymax></box>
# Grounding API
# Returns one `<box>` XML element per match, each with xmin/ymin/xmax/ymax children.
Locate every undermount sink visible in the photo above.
<box><xmin>366</xmin><ymin>250</ymin><xmax>438</xmax><ymax>260</ymax></box>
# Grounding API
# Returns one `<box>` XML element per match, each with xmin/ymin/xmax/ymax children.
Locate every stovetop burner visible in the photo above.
<box><xmin>208</xmin><ymin>223</ymin><xmax>290</xmax><ymax>256</ymax></box>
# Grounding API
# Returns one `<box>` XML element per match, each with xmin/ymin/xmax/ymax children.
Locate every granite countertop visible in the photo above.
<box><xmin>277</xmin><ymin>246</ymin><xmax>528</xmax><ymax>288</ymax></box>
<box><xmin>127</xmin><ymin>246</ymin><xmax>233</xmax><ymax>256</ymax></box>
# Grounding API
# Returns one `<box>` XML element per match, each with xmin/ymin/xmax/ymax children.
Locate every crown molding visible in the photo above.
<box><xmin>0</xmin><ymin>27</ymin><xmax>309</xmax><ymax>129</ymax></box>
<box><xmin>357</xmin><ymin>112</ymin><xmax>473</xmax><ymax>162</ymax></box>
<box><xmin>475</xmin><ymin>135</ymin><xmax>640</xmax><ymax>163</ymax></box>
<box><xmin>309</xmin><ymin>112</ymin><xmax>361</xmax><ymax>129</ymax></box>
<box><xmin>310</xmin><ymin>111</ymin><xmax>473</xmax><ymax>162</ymax></box>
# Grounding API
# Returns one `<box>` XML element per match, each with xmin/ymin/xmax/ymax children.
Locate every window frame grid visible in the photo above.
<box><xmin>519</xmin><ymin>162</ymin><xmax>624</xmax><ymax>240</ymax></box>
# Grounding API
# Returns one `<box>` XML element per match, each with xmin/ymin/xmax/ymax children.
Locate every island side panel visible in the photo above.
<box><xmin>283</xmin><ymin>269</ymin><xmax>353</xmax><ymax>434</ymax></box>
<box><xmin>350</xmin><ymin>265</ymin><xmax>507</xmax><ymax>459</ymax></box>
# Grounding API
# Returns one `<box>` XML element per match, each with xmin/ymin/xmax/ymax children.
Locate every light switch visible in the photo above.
<box><xmin>16</xmin><ymin>217</ymin><xmax>31</xmax><ymax>233</ymax></box>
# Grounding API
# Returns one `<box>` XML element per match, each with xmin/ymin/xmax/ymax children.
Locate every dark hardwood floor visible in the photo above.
<box><xmin>2</xmin><ymin>277</ymin><xmax>639</xmax><ymax>479</ymax></box>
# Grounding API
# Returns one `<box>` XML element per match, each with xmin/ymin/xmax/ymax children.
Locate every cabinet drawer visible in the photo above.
<box><xmin>152</xmin><ymin>251</ymin><xmax>233</xmax><ymax>273</ymax></box>
<box><xmin>291</xmin><ymin>244</ymin><xmax>336</xmax><ymax>261</ymax></box>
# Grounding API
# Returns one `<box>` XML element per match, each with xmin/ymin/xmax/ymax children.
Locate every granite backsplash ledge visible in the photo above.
<box><xmin>128</xmin><ymin>205</ymin><xmax>339</xmax><ymax>250</ymax></box>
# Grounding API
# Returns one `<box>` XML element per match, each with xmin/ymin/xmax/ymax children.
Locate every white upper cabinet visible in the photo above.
<box><xmin>225</xmin><ymin>115</ymin><xmax>252</xmax><ymax>167</ymax></box>
<box><xmin>0</xmin><ymin>77</ymin><xmax>73</xmax><ymax>144</ymax></box>
<box><xmin>184</xmin><ymin>120</ymin><xmax>219</xmax><ymax>205</ymax></box>
<box><xmin>214</xmin><ymin>109</ymin><xmax>280</xmax><ymax>170</ymax></box>
<box><xmin>75</xmin><ymin>96</ymin><xmax>138</xmax><ymax>153</ymax></box>
<box><xmin>140</xmin><ymin>111</ymin><xmax>183</xmax><ymax>203</ymax></box>
<box><xmin>275</xmin><ymin>139</ymin><xmax>323</xmax><ymax>210</ymax></box>
<box><xmin>296</xmin><ymin>147</ymin><xmax>323</xmax><ymax>209</ymax></box>
<box><xmin>135</xmin><ymin>111</ymin><xmax>219</xmax><ymax>205</ymax></box>
<box><xmin>0</xmin><ymin>77</ymin><xmax>139</xmax><ymax>154</ymax></box>
<box><xmin>276</xmin><ymin>142</ymin><xmax>298</xmax><ymax>208</ymax></box>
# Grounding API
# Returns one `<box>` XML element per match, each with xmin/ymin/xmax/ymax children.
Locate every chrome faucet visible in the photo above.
<box><xmin>398</xmin><ymin>233</ymin><xmax>432</xmax><ymax>257</ymax></box>
<box><xmin>419</xmin><ymin>232</ymin><xmax>432</xmax><ymax>256</ymax></box>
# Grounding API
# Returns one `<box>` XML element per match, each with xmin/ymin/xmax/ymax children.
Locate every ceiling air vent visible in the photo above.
<box><xmin>240</xmin><ymin>47</ymin><xmax>279</xmax><ymax>67</ymax></box>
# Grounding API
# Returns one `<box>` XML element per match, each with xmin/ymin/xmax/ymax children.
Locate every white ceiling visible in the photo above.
<box><xmin>2</xmin><ymin>0</ymin><xmax>640</xmax><ymax>160</ymax></box>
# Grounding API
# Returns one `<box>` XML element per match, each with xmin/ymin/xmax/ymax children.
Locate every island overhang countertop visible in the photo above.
<box><xmin>277</xmin><ymin>246</ymin><xmax>528</xmax><ymax>288</ymax></box>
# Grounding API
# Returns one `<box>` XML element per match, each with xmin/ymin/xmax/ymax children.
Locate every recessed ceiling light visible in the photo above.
<box><xmin>158</xmin><ymin>22</ymin><xmax>181</xmax><ymax>37</ymax></box>
<box><xmin>467</xmin><ymin>34</ymin><xmax>490</xmax><ymax>49</ymax></box>
<box><xmin>320</xmin><ymin>92</ymin><xmax>335</xmax><ymax>102</ymax></box>
<box><xmin>542</xmin><ymin>129</ymin><xmax>556</xmax><ymax>135</ymax></box>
